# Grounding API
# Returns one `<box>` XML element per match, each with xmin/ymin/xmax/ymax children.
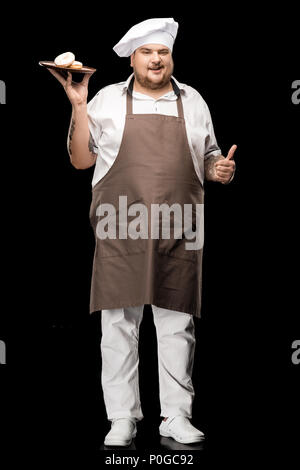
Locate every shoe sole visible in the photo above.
<box><xmin>159</xmin><ymin>429</ymin><xmax>205</xmax><ymax>444</ymax></box>
<box><xmin>104</xmin><ymin>429</ymin><xmax>137</xmax><ymax>447</ymax></box>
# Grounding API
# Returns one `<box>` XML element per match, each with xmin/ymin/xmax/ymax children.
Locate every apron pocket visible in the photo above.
<box><xmin>95</xmin><ymin>197</ymin><xmax>146</xmax><ymax>258</ymax></box>
<box><xmin>158</xmin><ymin>234</ymin><xmax>197</xmax><ymax>263</ymax></box>
<box><xmin>156</xmin><ymin>201</ymin><xmax>199</xmax><ymax>263</ymax></box>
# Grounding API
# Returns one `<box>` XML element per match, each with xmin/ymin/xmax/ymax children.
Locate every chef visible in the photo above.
<box><xmin>48</xmin><ymin>17</ymin><xmax>236</xmax><ymax>447</ymax></box>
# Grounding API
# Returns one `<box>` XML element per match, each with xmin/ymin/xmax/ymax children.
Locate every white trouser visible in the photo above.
<box><xmin>100</xmin><ymin>304</ymin><xmax>196</xmax><ymax>422</ymax></box>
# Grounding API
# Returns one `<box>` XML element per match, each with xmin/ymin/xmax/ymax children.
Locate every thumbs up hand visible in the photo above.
<box><xmin>214</xmin><ymin>145</ymin><xmax>237</xmax><ymax>184</ymax></box>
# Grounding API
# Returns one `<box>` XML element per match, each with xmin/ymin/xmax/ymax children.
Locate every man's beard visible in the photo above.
<box><xmin>133</xmin><ymin>65</ymin><xmax>173</xmax><ymax>90</ymax></box>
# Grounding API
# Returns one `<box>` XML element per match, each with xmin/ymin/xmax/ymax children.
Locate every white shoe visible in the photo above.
<box><xmin>104</xmin><ymin>418</ymin><xmax>137</xmax><ymax>447</ymax></box>
<box><xmin>159</xmin><ymin>416</ymin><xmax>205</xmax><ymax>444</ymax></box>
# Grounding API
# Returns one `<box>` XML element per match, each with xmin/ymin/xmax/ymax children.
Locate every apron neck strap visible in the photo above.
<box><xmin>126</xmin><ymin>76</ymin><xmax>184</xmax><ymax>118</ymax></box>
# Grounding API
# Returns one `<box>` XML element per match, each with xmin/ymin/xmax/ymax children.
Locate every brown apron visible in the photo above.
<box><xmin>89</xmin><ymin>76</ymin><xmax>204</xmax><ymax>317</ymax></box>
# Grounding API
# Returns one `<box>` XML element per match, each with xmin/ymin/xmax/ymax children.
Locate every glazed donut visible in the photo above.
<box><xmin>54</xmin><ymin>52</ymin><xmax>75</xmax><ymax>67</ymax></box>
<box><xmin>69</xmin><ymin>61</ymin><xmax>83</xmax><ymax>69</ymax></box>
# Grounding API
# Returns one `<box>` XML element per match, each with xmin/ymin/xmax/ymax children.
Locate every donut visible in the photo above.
<box><xmin>54</xmin><ymin>52</ymin><xmax>75</xmax><ymax>67</ymax></box>
<box><xmin>69</xmin><ymin>61</ymin><xmax>83</xmax><ymax>69</ymax></box>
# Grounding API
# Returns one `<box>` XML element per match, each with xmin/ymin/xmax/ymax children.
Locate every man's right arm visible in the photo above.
<box><xmin>67</xmin><ymin>104</ymin><xmax>97</xmax><ymax>170</ymax></box>
<box><xmin>46</xmin><ymin>68</ymin><xmax>97</xmax><ymax>169</ymax></box>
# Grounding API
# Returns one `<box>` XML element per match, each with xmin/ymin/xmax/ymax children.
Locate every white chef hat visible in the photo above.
<box><xmin>113</xmin><ymin>18</ymin><xmax>179</xmax><ymax>57</ymax></box>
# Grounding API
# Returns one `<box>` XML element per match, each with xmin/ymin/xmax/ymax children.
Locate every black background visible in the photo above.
<box><xmin>0</xmin><ymin>7</ymin><xmax>299</xmax><ymax>466</ymax></box>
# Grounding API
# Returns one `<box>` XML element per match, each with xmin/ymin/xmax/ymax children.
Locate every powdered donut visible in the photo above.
<box><xmin>69</xmin><ymin>61</ymin><xmax>83</xmax><ymax>69</ymax></box>
<box><xmin>54</xmin><ymin>52</ymin><xmax>75</xmax><ymax>67</ymax></box>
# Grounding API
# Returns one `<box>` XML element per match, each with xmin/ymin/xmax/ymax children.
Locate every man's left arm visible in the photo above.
<box><xmin>202</xmin><ymin>101</ymin><xmax>237</xmax><ymax>184</ymax></box>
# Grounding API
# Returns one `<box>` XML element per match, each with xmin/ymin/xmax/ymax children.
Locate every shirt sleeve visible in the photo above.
<box><xmin>87</xmin><ymin>91</ymin><xmax>102</xmax><ymax>154</ymax></box>
<box><xmin>203</xmin><ymin>101</ymin><xmax>222</xmax><ymax>160</ymax></box>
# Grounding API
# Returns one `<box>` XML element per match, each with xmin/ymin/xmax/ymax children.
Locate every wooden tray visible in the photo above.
<box><xmin>39</xmin><ymin>61</ymin><xmax>96</xmax><ymax>75</ymax></box>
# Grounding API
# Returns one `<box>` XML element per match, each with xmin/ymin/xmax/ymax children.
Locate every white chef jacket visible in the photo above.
<box><xmin>86</xmin><ymin>73</ymin><xmax>221</xmax><ymax>188</ymax></box>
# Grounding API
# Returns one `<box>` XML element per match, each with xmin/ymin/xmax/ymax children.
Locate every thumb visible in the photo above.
<box><xmin>226</xmin><ymin>144</ymin><xmax>237</xmax><ymax>160</ymax></box>
<box><xmin>66</xmin><ymin>71</ymin><xmax>72</xmax><ymax>87</ymax></box>
<box><xmin>81</xmin><ymin>72</ymin><xmax>93</xmax><ymax>87</ymax></box>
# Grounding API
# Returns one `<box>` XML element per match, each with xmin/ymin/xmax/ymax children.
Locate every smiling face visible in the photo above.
<box><xmin>130</xmin><ymin>44</ymin><xmax>174</xmax><ymax>90</ymax></box>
